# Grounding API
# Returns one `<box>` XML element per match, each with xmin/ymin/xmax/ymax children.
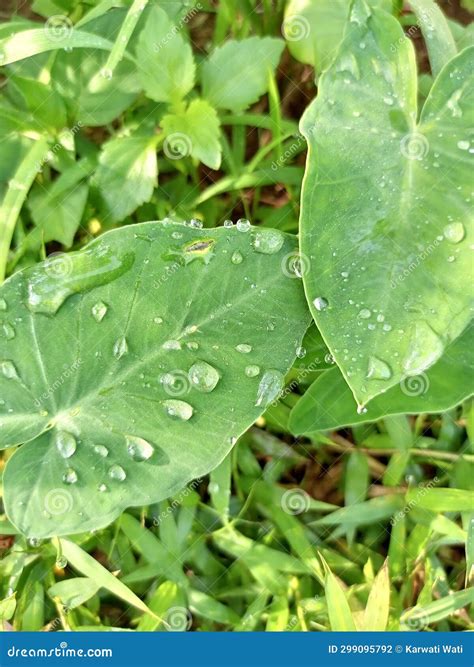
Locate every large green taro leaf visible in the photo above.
<box><xmin>289</xmin><ymin>323</ymin><xmax>473</xmax><ymax>433</ymax></box>
<box><xmin>300</xmin><ymin>0</ymin><xmax>473</xmax><ymax>409</ymax></box>
<box><xmin>0</xmin><ymin>221</ymin><xmax>310</xmax><ymax>538</ymax></box>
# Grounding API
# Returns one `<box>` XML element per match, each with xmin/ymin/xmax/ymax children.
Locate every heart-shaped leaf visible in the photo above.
<box><xmin>0</xmin><ymin>221</ymin><xmax>309</xmax><ymax>538</ymax></box>
<box><xmin>289</xmin><ymin>324</ymin><xmax>473</xmax><ymax>433</ymax></box>
<box><xmin>299</xmin><ymin>0</ymin><xmax>472</xmax><ymax>408</ymax></box>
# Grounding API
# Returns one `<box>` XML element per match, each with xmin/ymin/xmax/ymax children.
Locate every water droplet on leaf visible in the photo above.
<box><xmin>108</xmin><ymin>464</ymin><xmax>126</xmax><ymax>482</ymax></box>
<box><xmin>188</xmin><ymin>360</ymin><xmax>220</xmax><ymax>393</ymax></box>
<box><xmin>443</xmin><ymin>222</ymin><xmax>465</xmax><ymax>244</ymax></box>
<box><xmin>236</xmin><ymin>343</ymin><xmax>252</xmax><ymax>353</ymax></box>
<box><xmin>63</xmin><ymin>468</ymin><xmax>78</xmax><ymax>484</ymax></box>
<box><xmin>113</xmin><ymin>336</ymin><xmax>128</xmax><ymax>360</ymax></box>
<box><xmin>252</xmin><ymin>229</ymin><xmax>284</xmax><ymax>254</ymax></box>
<box><xmin>163</xmin><ymin>399</ymin><xmax>193</xmax><ymax>421</ymax></box>
<box><xmin>366</xmin><ymin>356</ymin><xmax>392</xmax><ymax>380</ymax></box>
<box><xmin>255</xmin><ymin>370</ymin><xmax>284</xmax><ymax>407</ymax></box>
<box><xmin>54</xmin><ymin>430</ymin><xmax>77</xmax><ymax>458</ymax></box>
<box><xmin>313</xmin><ymin>297</ymin><xmax>328</xmax><ymax>311</ymax></box>
<box><xmin>126</xmin><ymin>435</ymin><xmax>154</xmax><ymax>461</ymax></box>
<box><xmin>92</xmin><ymin>301</ymin><xmax>108</xmax><ymax>322</ymax></box>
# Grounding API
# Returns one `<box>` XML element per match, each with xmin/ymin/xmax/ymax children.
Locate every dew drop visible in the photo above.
<box><xmin>231</xmin><ymin>250</ymin><xmax>243</xmax><ymax>265</ymax></box>
<box><xmin>113</xmin><ymin>336</ymin><xmax>128</xmax><ymax>360</ymax></box>
<box><xmin>358</xmin><ymin>308</ymin><xmax>371</xmax><ymax>319</ymax></box>
<box><xmin>245</xmin><ymin>365</ymin><xmax>260</xmax><ymax>377</ymax></box>
<box><xmin>236</xmin><ymin>343</ymin><xmax>252</xmax><ymax>354</ymax></box>
<box><xmin>457</xmin><ymin>140</ymin><xmax>470</xmax><ymax>151</ymax></box>
<box><xmin>94</xmin><ymin>444</ymin><xmax>109</xmax><ymax>457</ymax></box>
<box><xmin>98</xmin><ymin>483</ymin><xmax>108</xmax><ymax>492</ymax></box>
<box><xmin>56</xmin><ymin>556</ymin><xmax>68</xmax><ymax>569</ymax></box>
<box><xmin>162</xmin><ymin>339</ymin><xmax>181</xmax><ymax>350</ymax></box>
<box><xmin>366</xmin><ymin>356</ymin><xmax>392</xmax><ymax>380</ymax></box>
<box><xmin>100</xmin><ymin>67</ymin><xmax>113</xmax><ymax>80</ymax></box>
<box><xmin>26</xmin><ymin>246</ymin><xmax>134</xmax><ymax>315</ymax></box>
<box><xmin>2</xmin><ymin>322</ymin><xmax>15</xmax><ymax>340</ymax></box>
<box><xmin>188</xmin><ymin>218</ymin><xmax>203</xmax><ymax>229</ymax></box>
<box><xmin>92</xmin><ymin>301</ymin><xmax>108</xmax><ymax>322</ymax></box>
<box><xmin>313</xmin><ymin>297</ymin><xmax>328</xmax><ymax>311</ymax></box>
<box><xmin>443</xmin><ymin>222</ymin><xmax>465</xmax><ymax>244</ymax></box>
<box><xmin>54</xmin><ymin>430</ymin><xmax>77</xmax><ymax>459</ymax></box>
<box><xmin>224</xmin><ymin>220</ymin><xmax>234</xmax><ymax>228</ymax></box>
<box><xmin>236</xmin><ymin>218</ymin><xmax>250</xmax><ymax>232</ymax></box>
<box><xmin>163</xmin><ymin>399</ymin><xmax>193</xmax><ymax>421</ymax></box>
<box><xmin>126</xmin><ymin>435</ymin><xmax>154</xmax><ymax>461</ymax></box>
<box><xmin>108</xmin><ymin>464</ymin><xmax>126</xmax><ymax>482</ymax></box>
<box><xmin>63</xmin><ymin>467</ymin><xmax>78</xmax><ymax>484</ymax></box>
<box><xmin>154</xmin><ymin>316</ymin><xmax>164</xmax><ymax>324</ymax></box>
<box><xmin>188</xmin><ymin>360</ymin><xmax>220</xmax><ymax>393</ymax></box>
<box><xmin>357</xmin><ymin>404</ymin><xmax>367</xmax><ymax>415</ymax></box>
<box><xmin>296</xmin><ymin>346</ymin><xmax>306</xmax><ymax>358</ymax></box>
<box><xmin>0</xmin><ymin>359</ymin><xmax>19</xmax><ymax>380</ymax></box>
<box><xmin>252</xmin><ymin>229</ymin><xmax>284</xmax><ymax>254</ymax></box>
<box><xmin>255</xmin><ymin>370</ymin><xmax>284</xmax><ymax>408</ymax></box>
<box><xmin>0</xmin><ymin>298</ymin><xmax>6</xmax><ymax>311</ymax></box>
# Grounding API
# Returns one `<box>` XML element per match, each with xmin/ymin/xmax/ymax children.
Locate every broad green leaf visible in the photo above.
<box><xmin>161</xmin><ymin>100</ymin><xmax>222</xmax><ymax>170</ymax></box>
<box><xmin>300</xmin><ymin>0</ymin><xmax>473</xmax><ymax>407</ymax></box>
<box><xmin>58</xmin><ymin>539</ymin><xmax>156</xmax><ymax>617</ymax></box>
<box><xmin>93</xmin><ymin>134</ymin><xmax>158</xmax><ymax>223</ymax></box>
<box><xmin>201</xmin><ymin>37</ymin><xmax>284</xmax><ymax>113</ymax></box>
<box><xmin>0</xmin><ymin>29</ymin><xmax>116</xmax><ymax>65</ymax></box>
<box><xmin>48</xmin><ymin>577</ymin><xmax>100</xmax><ymax>609</ymax></box>
<box><xmin>136</xmin><ymin>5</ymin><xmax>195</xmax><ymax>103</ymax></box>
<box><xmin>0</xmin><ymin>221</ymin><xmax>309</xmax><ymax>538</ymax></box>
<box><xmin>409</xmin><ymin>0</ymin><xmax>457</xmax><ymax>77</ymax></box>
<box><xmin>283</xmin><ymin>0</ymin><xmax>390</xmax><ymax>72</ymax></box>
<box><xmin>363</xmin><ymin>560</ymin><xmax>389</xmax><ymax>630</ymax></box>
<box><xmin>52</xmin><ymin>50</ymin><xmax>141</xmax><ymax>127</ymax></box>
<box><xmin>289</xmin><ymin>325</ymin><xmax>473</xmax><ymax>432</ymax></box>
